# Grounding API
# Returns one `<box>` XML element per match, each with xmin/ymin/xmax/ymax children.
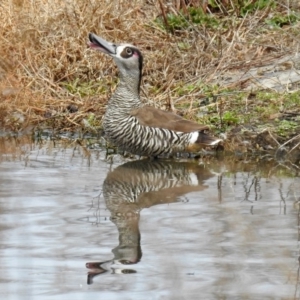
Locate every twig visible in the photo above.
<box><xmin>275</xmin><ymin>133</ymin><xmax>300</xmax><ymax>155</ymax></box>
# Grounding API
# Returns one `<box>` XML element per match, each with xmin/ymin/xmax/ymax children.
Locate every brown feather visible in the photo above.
<box><xmin>130</xmin><ymin>106</ymin><xmax>209</xmax><ymax>133</ymax></box>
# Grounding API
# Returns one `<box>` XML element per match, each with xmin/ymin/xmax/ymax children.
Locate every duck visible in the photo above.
<box><xmin>88</xmin><ymin>33</ymin><xmax>221</xmax><ymax>157</ymax></box>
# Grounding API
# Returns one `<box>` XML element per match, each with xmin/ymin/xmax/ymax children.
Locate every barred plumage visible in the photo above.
<box><xmin>103</xmin><ymin>159</ymin><xmax>213</xmax><ymax>209</ymax></box>
<box><xmin>104</xmin><ymin>115</ymin><xmax>191</xmax><ymax>157</ymax></box>
<box><xmin>89</xmin><ymin>33</ymin><xmax>222</xmax><ymax>157</ymax></box>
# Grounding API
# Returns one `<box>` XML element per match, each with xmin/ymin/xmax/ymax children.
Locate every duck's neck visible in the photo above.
<box><xmin>118</xmin><ymin>70</ymin><xmax>141</xmax><ymax>95</ymax></box>
<box><xmin>108</xmin><ymin>69</ymin><xmax>143</xmax><ymax>111</ymax></box>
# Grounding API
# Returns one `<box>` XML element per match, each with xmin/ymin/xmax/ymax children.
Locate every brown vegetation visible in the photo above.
<box><xmin>0</xmin><ymin>0</ymin><xmax>299</xmax><ymax>155</ymax></box>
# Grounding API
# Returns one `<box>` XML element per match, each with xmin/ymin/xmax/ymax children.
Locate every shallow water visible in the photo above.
<box><xmin>0</xmin><ymin>136</ymin><xmax>299</xmax><ymax>300</ymax></box>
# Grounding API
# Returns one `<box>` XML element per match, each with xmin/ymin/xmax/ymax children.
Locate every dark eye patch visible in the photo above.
<box><xmin>119</xmin><ymin>46</ymin><xmax>144</xmax><ymax>91</ymax></box>
<box><xmin>120</xmin><ymin>47</ymin><xmax>134</xmax><ymax>58</ymax></box>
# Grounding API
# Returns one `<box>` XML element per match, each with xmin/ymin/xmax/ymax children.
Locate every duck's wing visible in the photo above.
<box><xmin>130</xmin><ymin>106</ymin><xmax>209</xmax><ymax>133</ymax></box>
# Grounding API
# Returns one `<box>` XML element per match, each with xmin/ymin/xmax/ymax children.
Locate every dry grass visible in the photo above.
<box><xmin>0</xmin><ymin>0</ymin><xmax>300</xmax><ymax>134</ymax></box>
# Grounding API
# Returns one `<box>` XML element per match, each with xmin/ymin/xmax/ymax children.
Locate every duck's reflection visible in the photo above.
<box><xmin>86</xmin><ymin>159</ymin><xmax>214</xmax><ymax>284</ymax></box>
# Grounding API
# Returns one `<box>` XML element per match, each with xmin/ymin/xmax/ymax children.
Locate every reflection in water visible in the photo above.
<box><xmin>0</xmin><ymin>136</ymin><xmax>299</xmax><ymax>299</ymax></box>
<box><xmin>86</xmin><ymin>159</ymin><xmax>214</xmax><ymax>284</ymax></box>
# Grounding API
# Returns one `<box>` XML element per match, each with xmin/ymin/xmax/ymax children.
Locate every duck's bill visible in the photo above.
<box><xmin>88</xmin><ymin>33</ymin><xmax>116</xmax><ymax>55</ymax></box>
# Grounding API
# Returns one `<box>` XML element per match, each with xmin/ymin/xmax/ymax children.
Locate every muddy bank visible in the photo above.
<box><xmin>0</xmin><ymin>126</ymin><xmax>299</xmax><ymax>169</ymax></box>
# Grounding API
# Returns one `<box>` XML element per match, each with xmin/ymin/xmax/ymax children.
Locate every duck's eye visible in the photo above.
<box><xmin>126</xmin><ymin>47</ymin><xmax>133</xmax><ymax>55</ymax></box>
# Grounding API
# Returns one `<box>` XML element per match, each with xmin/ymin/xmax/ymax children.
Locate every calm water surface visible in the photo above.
<box><xmin>0</xmin><ymin>136</ymin><xmax>299</xmax><ymax>300</ymax></box>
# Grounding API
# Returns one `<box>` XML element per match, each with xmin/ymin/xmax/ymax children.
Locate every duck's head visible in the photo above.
<box><xmin>88</xmin><ymin>33</ymin><xmax>143</xmax><ymax>88</ymax></box>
